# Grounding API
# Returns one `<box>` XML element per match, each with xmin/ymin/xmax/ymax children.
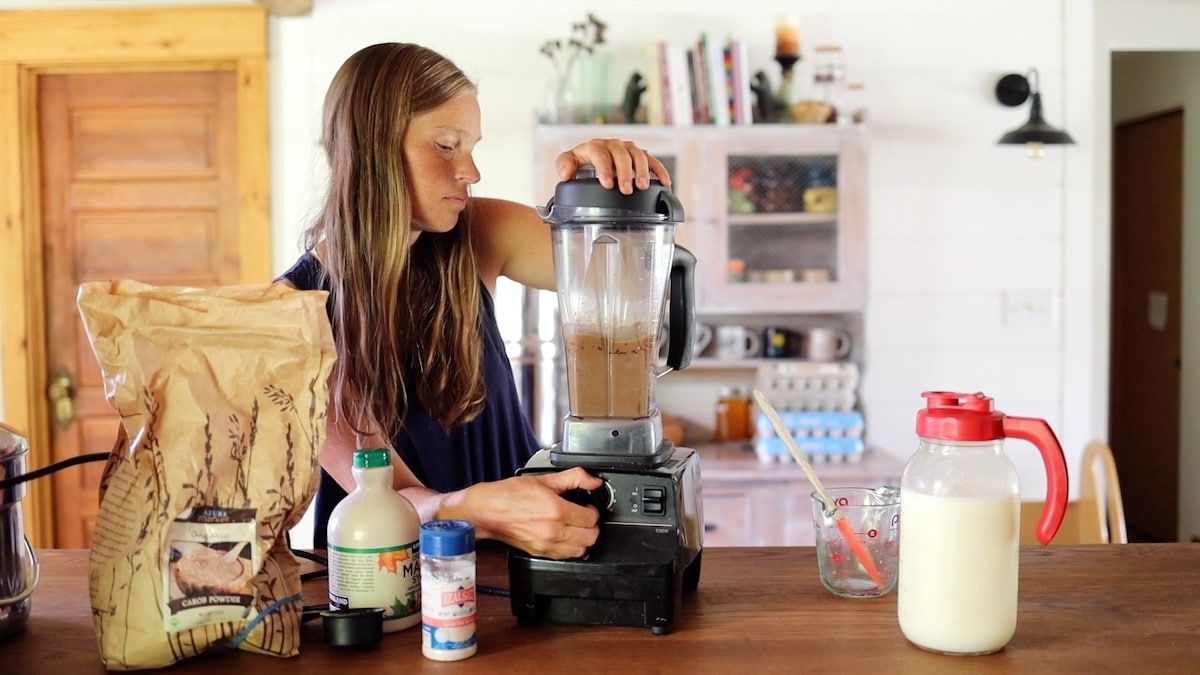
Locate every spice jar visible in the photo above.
<box><xmin>714</xmin><ymin>386</ymin><xmax>752</xmax><ymax>443</ymax></box>
<box><xmin>420</xmin><ymin>520</ymin><xmax>477</xmax><ymax>661</ymax></box>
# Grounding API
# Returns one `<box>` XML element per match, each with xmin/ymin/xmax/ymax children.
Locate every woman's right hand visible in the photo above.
<box><xmin>556</xmin><ymin>138</ymin><xmax>671</xmax><ymax>194</ymax></box>
<box><xmin>439</xmin><ymin>467</ymin><xmax>605</xmax><ymax>559</ymax></box>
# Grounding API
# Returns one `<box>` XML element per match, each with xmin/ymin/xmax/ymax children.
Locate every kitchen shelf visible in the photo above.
<box><xmin>727</xmin><ymin>213</ymin><xmax>835</xmax><ymax>227</ymax></box>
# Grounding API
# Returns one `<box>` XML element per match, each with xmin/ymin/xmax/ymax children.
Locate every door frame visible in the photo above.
<box><xmin>0</xmin><ymin>5</ymin><xmax>270</xmax><ymax>545</ymax></box>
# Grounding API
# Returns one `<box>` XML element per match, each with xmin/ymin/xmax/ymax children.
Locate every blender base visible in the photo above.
<box><xmin>508</xmin><ymin>446</ymin><xmax>703</xmax><ymax>634</ymax></box>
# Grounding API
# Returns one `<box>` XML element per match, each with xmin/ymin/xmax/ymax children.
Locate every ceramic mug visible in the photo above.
<box><xmin>715</xmin><ymin>325</ymin><xmax>761</xmax><ymax>360</ymax></box>
<box><xmin>762</xmin><ymin>326</ymin><xmax>800</xmax><ymax>358</ymax></box>
<box><xmin>693</xmin><ymin>322</ymin><xmax>714</xmax><ymax>356</ymax></box>
<box><xmin>805</xmin><ymin>327</ymin><xmax>851</xmax><ymax>362</ymax></box>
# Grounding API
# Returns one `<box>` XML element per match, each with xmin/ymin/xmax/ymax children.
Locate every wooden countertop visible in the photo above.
<box><xmin>9</xmin><ymin>544</ymin><xmax>1199</xmax><ymax>672</ymax></box>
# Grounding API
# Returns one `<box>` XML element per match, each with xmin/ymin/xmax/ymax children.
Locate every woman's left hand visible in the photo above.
<box><xmin>556</xmin><ymin>138</ymin><xmax>671</xmax><ymax>194</ymax></box>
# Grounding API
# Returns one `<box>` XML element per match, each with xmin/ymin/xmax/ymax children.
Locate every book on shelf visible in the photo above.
<box><xmin>642</xmin><ymin>40</ymin><xmax>665</xmax><ymax>125</ymax></box>
<box><xmin>641</xmin><ymin>34</ymin><xmax>754</xmax><ymax>127</ymax></box>
<box><xmin>665</xmin><ymin>42</ymin><xmax>694</xmax><ymax>127</ymax></box>
<box><xmin>729</xmin><ymin>39</ymin><xmax>753</xmax><ymax>125</ymax></box>
<box><xmin>701</xmin><ymin>33</ymin><xmax>731</xmax><ymax>126</ymax></box>
<box><xmin>688</xmin><ymin>43</ymin><xmax>709</xmax><ymax>124</ymax></box>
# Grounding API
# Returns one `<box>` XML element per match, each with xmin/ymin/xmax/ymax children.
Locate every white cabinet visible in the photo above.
<box><xmin>699</xmin><ymin>447</ymin><xmax>903</xmax><ymax>547</ymax></box>
<box><xmin>533</xmin><ymin>124</ymin><xmax>867</xmax><ymax>315</ymax></box>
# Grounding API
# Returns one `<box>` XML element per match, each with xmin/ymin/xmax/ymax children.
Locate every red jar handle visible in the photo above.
<box><xmin>1002</xmin><ymin>416</ymin><xmax>1070</xmax><ymax>545</ymax></box>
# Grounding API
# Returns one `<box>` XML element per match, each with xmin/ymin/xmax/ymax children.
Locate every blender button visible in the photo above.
<box><xmin>643</xmin><ymin>500</ymin><xmax>665</xmax><ymax>515</ymax></box>
<box><xmin>643</xmin><ymin>486</ymin><xmax>665</xmax><ymax>500</ymax></box>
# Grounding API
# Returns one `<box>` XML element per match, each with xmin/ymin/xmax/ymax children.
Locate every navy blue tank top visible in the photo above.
<box><xmin>279</xmin><ymin>252</ymin><xmax>540</xmax><ymax>547</ymax></box>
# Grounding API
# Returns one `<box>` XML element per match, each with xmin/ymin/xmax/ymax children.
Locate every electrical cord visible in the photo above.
<box><xmin>0</xmin><ymin>451</ymin><xmax>108</xmax><ymax>491</ymax></box>
<box><xmin>4</xmin><ymin>449</ymin><xmax>516</xmax><ymax>604</ymax></box>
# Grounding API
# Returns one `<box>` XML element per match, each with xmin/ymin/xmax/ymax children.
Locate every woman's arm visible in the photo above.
<box><xmin>401</xmin><ymin>469</ymin><xmax>605</xmax><ymax>559</ymax></box>
<box><xmin>322</xmin><ymin>407</ymin><xmax>604</xmax><ymax>559</ymax></box>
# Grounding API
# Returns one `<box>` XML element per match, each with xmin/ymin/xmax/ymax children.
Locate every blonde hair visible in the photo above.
<box><xmin>304</xmin><ymin>42</ymin><xmax>484</xmax><ymax>442</ymax></box>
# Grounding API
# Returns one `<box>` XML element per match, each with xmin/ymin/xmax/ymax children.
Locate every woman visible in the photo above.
<box><xmin>280</xmin><ymin>42</ymin><xmax>670</xmax><ymax>559</ymax></box>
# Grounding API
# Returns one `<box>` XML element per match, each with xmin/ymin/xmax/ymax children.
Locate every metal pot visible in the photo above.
<box><xmin>0</xmin><ymin>421</ymin><xmax>38</xmax><ymax>641</ymax></box>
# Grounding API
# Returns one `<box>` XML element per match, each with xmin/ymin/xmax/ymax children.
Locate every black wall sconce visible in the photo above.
<box><xmin>995</xmin><ymin>67</ymin><xmax>1075</xmax><ymax>157</ymax></box>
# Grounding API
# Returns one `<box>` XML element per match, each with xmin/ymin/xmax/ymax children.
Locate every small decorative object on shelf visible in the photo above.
<box><xmin>774</xmin><ymin>54</ymin><xmax>800</xmax><ymax>121</ymax></box>
<box><xmin>620</xmin><ymin>72</ymin><xmax>645</xmax><ymax>123</ymax></box>
<box><xmin>539</xmin><ymin>13</ymin><xmax>608</xmax><ymax>124</ymax></box>
<box><xmin>812</xmin><ymin>45</ymin><xmax>846</xmax><ymax>122</ymax></box>
<box><xmin>773</xmin><ymin>16</ymin><xmax>801</xmax><ymax>122</ymax></box>
<box><xmin>774</xmin><ymin>15</ymin><xmax>801</xmax><ymax>60</ymax></box>
<box><xmin>750</xmin><ymin>71</ymin><xmax>779</xmax><ymax>123</ymax></box>
<box><xmin>841</xmin><ymin>82</ymin><xmax>867</xmax><ymax>125</ymax></box>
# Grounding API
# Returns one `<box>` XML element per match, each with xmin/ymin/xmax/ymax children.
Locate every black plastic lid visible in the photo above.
<box><xmin>540</xmin><ymin>166</ymin><xmax>684</xmax><ymax>225</ymax></box>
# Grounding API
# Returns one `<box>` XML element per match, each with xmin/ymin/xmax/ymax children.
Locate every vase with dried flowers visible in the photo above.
<box><xmin>539</xmin><ymin>13</ymin><xmax>607</xmax><ymax>124</ymax></box>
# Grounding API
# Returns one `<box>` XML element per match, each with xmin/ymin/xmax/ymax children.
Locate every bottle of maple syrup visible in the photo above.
<box><xmin>327</xmin><ymin>447</ymin><xmax>422</xmax><ymax>632</ymax></box>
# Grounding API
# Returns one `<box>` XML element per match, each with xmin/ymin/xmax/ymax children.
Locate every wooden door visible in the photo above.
<box><xmin>39</xmin><ymin>70</ymin><xmax>241</xmax><ymax>548</ymax></box>
<box><xmin>1109</xmin><ymin>110</ymin><xmax>1183</xmax><ymax>542</ymax></box>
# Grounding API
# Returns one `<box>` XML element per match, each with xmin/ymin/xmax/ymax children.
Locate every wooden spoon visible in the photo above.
<box><xmin>752</xmin><ymin>389</ymin><xmax>885</xmax><ymax>588</ymax></box>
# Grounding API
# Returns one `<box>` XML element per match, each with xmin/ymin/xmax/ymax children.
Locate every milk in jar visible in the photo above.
<box><xmin>897</xmin><ymin>491</ymin><xmax>1018</xmax><ymax>654</ymax></box>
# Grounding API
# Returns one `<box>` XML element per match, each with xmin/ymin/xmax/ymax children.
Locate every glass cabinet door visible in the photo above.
<box><xmin>699</xmin><ymin>126</ymin><xmax>866</xmax><ymax>314</ymax></box>
<box><xmin>726</xmin><ymin>153</ymin><xmax>840</xmax><ymax>284</ymax></box>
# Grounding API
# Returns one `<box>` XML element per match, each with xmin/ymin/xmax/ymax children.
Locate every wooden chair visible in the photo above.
<box><xmin>1020</xmin><ymin>439</ymin><xmax>1127</xmax><ymax>544</ymax></box>
<box><xmin>1076</xmin><ymin>440</ymin><xmax>1128</xmax><ymax>544</ymax></box>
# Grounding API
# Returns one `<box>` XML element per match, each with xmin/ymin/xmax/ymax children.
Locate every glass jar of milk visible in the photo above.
<box><xmin>897</xmin><ymin>391</ymin><xmax>1068</xmax><ymax>655</ymax></box>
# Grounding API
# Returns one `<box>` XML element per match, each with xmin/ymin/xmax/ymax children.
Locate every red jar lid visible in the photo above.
<box><xmin>915</xmin><ymin>391</ymin><xmax>1006</xmax><ymax>441</ymax></box>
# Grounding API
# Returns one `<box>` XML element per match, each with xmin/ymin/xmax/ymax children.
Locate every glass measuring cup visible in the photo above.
<box><xmin>811</xmin><ymin>486</ymin><xmax>900</xmax><ymax>598</ymax></box>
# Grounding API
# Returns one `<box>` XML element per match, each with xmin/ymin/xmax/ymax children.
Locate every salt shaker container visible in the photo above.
<box><xmin>420</xmin><ymin>519</ymin><xmax>477</xmax><ymax>661</ymax></box>
<box><xmin>897</xmin><ymin>391</ymin><xmax>1068</xmax><ymax>655</ymax></box>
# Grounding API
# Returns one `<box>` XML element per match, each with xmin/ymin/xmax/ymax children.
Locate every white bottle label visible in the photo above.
<box><xmin>422</xmin><ymin>574</ymin><xmax>476</xmax><ymax>656</ymax></box>
<box><xmin>328</xmin><ymin>542</ymin><xmax>420</xmax><ymax>624</ymax></box>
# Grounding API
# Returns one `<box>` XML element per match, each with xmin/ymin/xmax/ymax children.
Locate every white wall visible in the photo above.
<box><xmin>266</xmin><ymin>0</ymin><xmax>1080</xmax><ymax>502</ymax></box>
<box><xmin>4</xmin><ymin>0</ymin><xmax>1200</xmax><ymax>536</ymax></box>
<box><xmin>272</xmin><ymin>0</ymin><xmax>1200</xmax><ymax>530</ymax></box>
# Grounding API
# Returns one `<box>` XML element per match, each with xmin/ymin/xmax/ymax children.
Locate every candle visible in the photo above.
<box><xmin>775</xmin><ymin>16</ymin><xmax>800</xmax><ymax>57</ymax></box>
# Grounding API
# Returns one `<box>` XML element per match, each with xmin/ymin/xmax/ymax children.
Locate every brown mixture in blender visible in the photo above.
<box><xmin>564</xmin><ymin>332</ymin><xmax>655</xmax><ymax>418</ymax></box>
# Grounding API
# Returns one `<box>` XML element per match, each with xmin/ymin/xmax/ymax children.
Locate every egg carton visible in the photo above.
<box><xmin>753</xmin><ymin>435</ymin><xmax>866</xmax><ymax>464</ymax></box>
<box><xmin>753</xmin><ymin>410</ymin><xmax>866</xmax><ymax>464</ymax></box>
<box><xmin>755</xmin><ymin>361</ymin><xmax>860</xmax><ymax>412</ymax></box>
<box><xmin>753</xmin><ymin>410</ymin><xmax>865</xmax><ymax>438</ymax></box>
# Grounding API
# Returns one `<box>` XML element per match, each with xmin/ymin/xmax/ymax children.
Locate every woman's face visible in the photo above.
<box><xmin>402</xmin><ymin>91</ymin><xmax>482</xmax><ymax>234</ymax></box>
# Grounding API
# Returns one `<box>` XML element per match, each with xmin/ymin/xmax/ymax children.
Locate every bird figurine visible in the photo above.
<box><xmin>621</xmin><ymin>72</ymin><xmax>646</xmax><ymax>123</ymax></box>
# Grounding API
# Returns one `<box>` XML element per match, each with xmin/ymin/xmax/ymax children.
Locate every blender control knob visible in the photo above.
<box><xmin>562</xmin><ymin>481</ymin><xmax>615</xmax><ymax>513</ymax></box>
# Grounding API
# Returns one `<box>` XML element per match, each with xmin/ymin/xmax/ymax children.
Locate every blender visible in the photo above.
<box><xmin>508</xmin><ymin>168</ymin><xmax>703</xmax><ymax>635</ymax></box>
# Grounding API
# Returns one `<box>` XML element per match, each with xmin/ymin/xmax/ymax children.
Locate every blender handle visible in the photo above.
<box><xmin>665</xmin><ymin>245</ymin><xmax>697</xmax><ymax>371</ymax></box>
<box><xmin>1002</xmin><ymin>416</ymin><xmax>1070</xmax><ymax>546</ymax></box>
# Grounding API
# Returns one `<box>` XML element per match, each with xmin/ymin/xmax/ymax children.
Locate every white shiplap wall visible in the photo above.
<box><xmin>5</xmin><ymin>0</ymin><xmax>1200</xmax><ymax>540</ymax></box>
<box><xmin>266</xmin><ymin>1</ymin><xmax>1198</xmax><ymax>531</ymax></box>
<box><xmin>270</xmin><ymin>0</ymin><xmax>1078</xmax><ymax>496</ymax></box>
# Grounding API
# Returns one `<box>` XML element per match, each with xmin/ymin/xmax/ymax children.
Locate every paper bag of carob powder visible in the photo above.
<box><xmin>77</xmin><ymin>279</ymin><xmax>336</xmax><ymax>670</ymax></box>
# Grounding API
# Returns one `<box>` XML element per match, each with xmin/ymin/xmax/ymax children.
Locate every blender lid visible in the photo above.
<box><xmin>539</xmin><ymin>166</ymin><xmax>684</xmax><ymax>225</ymax></box>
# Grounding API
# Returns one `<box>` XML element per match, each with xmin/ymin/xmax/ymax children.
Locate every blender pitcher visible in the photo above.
<box><xmin>897</xmin><ymin>391</ymin><xmax>1069</xmax><ymax>655</ymax></box>
<box><xmin>540</xmin><ymin>166</ymin><xmax>696</xmax><ymax>466</ymax></box>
